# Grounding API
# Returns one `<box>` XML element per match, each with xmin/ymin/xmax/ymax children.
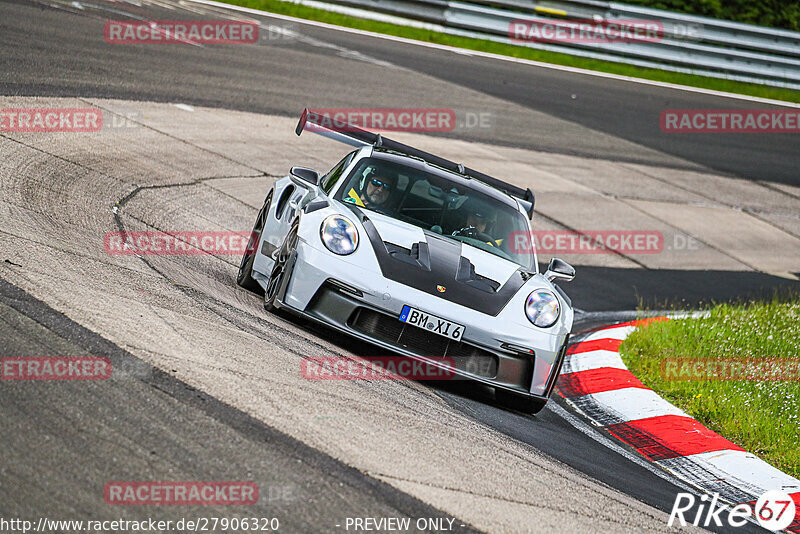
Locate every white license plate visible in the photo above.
<box><xmin>399</xmin><ymin>305</ymin><xmax>464</xmax><ymax>341</ymax></box>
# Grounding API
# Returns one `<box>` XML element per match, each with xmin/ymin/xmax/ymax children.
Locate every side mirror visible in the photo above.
<box><xmin>290</xmin><ymin>166</ymin><xmax>321</xmax><ymax>187</ymax></box>
<box><xmin>545</xmin><ymin>258</ymin><xmax>575</xmax><ymax>283</ymax></box>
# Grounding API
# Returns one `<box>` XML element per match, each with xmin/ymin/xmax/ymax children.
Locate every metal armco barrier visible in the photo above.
<box><xmin>302</xmin><ymin>0</ymin><xmax>800</xmax><ymax>89</ymax></box>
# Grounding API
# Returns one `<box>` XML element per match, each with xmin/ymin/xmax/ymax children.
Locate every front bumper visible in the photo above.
<box><xmin>284</xmin><ymin>280</ymin><xmax>567</xmax><ymax>400</ymax></box>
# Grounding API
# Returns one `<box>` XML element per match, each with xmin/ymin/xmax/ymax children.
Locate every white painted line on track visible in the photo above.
<box><xmin>588</xmin><ymin>387</ymin><xmax>689</xmax><ymax>422</ymax></box>
<box><xmin>184</xmin><ymin>0</ymin><xmax>800</xmax><ymax>108</ymax></box>
<box><xmin>562</xmin><ymin>349</ymin><xmax>626</xmax><ymax>374</ymax></box>
<box><xmin>582</xmin><ymin>325</ymin><xmax>637</xmax><ymax>342</ymax></box>
<box><xmin>684</xmin><ymin>450</ymin><xmax>800</xmax><ymax>495</ymax></box>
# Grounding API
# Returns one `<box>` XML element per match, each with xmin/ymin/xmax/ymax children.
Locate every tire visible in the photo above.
<box><xmin>264</xmin><ymin>219</ymin><xmax>299</xmax><ymax>313</ymax></box>
<box><xmin>495</xmin><ymin>389</ymin><xmax>547</xmax><ymax>415</ymax></box>
<box><xmin>237</xmin><ymin>191</ymin><xmax>272</xmax><ymax>295</ymax></box>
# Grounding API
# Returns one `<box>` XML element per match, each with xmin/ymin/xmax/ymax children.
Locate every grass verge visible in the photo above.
<box><xmin>619</xmin><ymin>297</ymin><xmax>800</xmax><ymax>478</ymax></box>
<box><xmin>218</xmin><ymin>0</ymin><xmax>800</xmax><ymax>103</ymax></box>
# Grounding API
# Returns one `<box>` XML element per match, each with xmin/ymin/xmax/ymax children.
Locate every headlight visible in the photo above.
<box><xmin>320</xmin><ymin>215</ymin><xmax>359</xmax><ymax>255</ymax></box>
<box><xmin>524</xmin><ymin>289</ymin><xmax>560</xmax><ymax>328</ymax></box>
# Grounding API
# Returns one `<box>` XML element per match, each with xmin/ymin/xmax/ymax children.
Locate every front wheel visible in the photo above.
<box><xmin>237</xmin><ymin>191</ymin><xmax>272</xmax><ymax>295</ymax></box>
<box><xmin>495</xmin><ymin>389</ymin><xmax>546</xmax><ymax>415</ymax></box>
<box><xmin>264</xmin><ymin>220</ymin><xmax>299</xmax><ymax>313</ymax></box>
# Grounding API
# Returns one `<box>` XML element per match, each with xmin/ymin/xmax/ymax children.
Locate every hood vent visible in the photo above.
<box><xmin>456</xmin><ymin>256</ymin><xmax>500</xmax><ymax>293</ymax></box>
<box><xmin>362</xmin><ymin>217</ymin><xmax>525</xmax><ymax>316</ymax></box>
<box><xmin>384</xmin><ymin>241</ymin><xmax>431</xmax><ymax>271</ymax></box>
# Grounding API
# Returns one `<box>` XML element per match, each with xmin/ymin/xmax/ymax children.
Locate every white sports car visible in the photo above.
<box><xmin>237</xmin><ymin>109</ymin><xmax>575</xmax><ymax>414</ymax></box>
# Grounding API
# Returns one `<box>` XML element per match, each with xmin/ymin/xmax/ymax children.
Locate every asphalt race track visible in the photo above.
<box><xmin>1</xmin><ymin>0</ymin><xmax>798</xmax><ymax>532</ymax></box>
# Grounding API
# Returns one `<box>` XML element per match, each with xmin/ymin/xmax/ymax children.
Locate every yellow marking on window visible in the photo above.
<box><xmin>347</xmin><ymin>188</ymin><xmax>365</xmax><ymax>207</ymax></box>
<box><xmin>534</xmin><ymin>6</ymin><xmax>568</xmax><ymax>16</ymax></box>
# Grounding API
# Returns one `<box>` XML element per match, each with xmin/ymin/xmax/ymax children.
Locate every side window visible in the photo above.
<box><xmin>320</xmin><ymin>151</ymin><xmax>357</xmax><ymax>194</ymax></box>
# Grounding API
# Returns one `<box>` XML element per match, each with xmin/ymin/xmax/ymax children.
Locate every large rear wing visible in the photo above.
<box><xmin>295</xmin><ymin>108</ymin><xmax>535</xmax><ymax>219</ymax></box>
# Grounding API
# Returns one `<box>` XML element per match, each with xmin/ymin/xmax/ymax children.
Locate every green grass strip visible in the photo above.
<box><xmin>221</xmin><ymin>0</ymin><xmax>800</xmax><ymax>103</ymax></box>
<box><xmin>619</xmin><ymin>297</ymin><xmax>800</xmax><ymax>479</ymax></box>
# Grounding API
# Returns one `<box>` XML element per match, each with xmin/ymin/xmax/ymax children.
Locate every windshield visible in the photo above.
<box><xmin>334</xmin><ymin>156</ymin><xmax>534</xmax><ymax>270</ymax></box>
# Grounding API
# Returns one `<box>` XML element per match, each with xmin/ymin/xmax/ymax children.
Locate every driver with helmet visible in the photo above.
<box><xmin>345</xmin><ymin>168</ymin><xmax>396</xmax><ymax>211</ymax></box>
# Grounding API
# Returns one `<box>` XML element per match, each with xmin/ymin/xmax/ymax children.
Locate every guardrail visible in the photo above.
<box><xmin>300</xmin><ymin>0</ymin><xmax>800</xmax><ymax>89</ymax></box>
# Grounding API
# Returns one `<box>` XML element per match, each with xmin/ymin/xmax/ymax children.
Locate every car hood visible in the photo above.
<box><xmin>354</xmin><ymin>209</ymin><xmax>530</xmax><ymax>316</ymax></box>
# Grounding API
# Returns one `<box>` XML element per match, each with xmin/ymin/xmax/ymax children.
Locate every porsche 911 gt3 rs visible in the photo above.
<box><xmin>237</xmin><ymin>109</ymin><xmax>576</xmax><ymax>414</ymax></box>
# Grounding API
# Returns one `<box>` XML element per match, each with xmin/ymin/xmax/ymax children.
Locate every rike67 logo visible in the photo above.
<box><xmin>669</xmin><ymin>490</ymin><xmax>797</xmax><ymax>531</ymax></box>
